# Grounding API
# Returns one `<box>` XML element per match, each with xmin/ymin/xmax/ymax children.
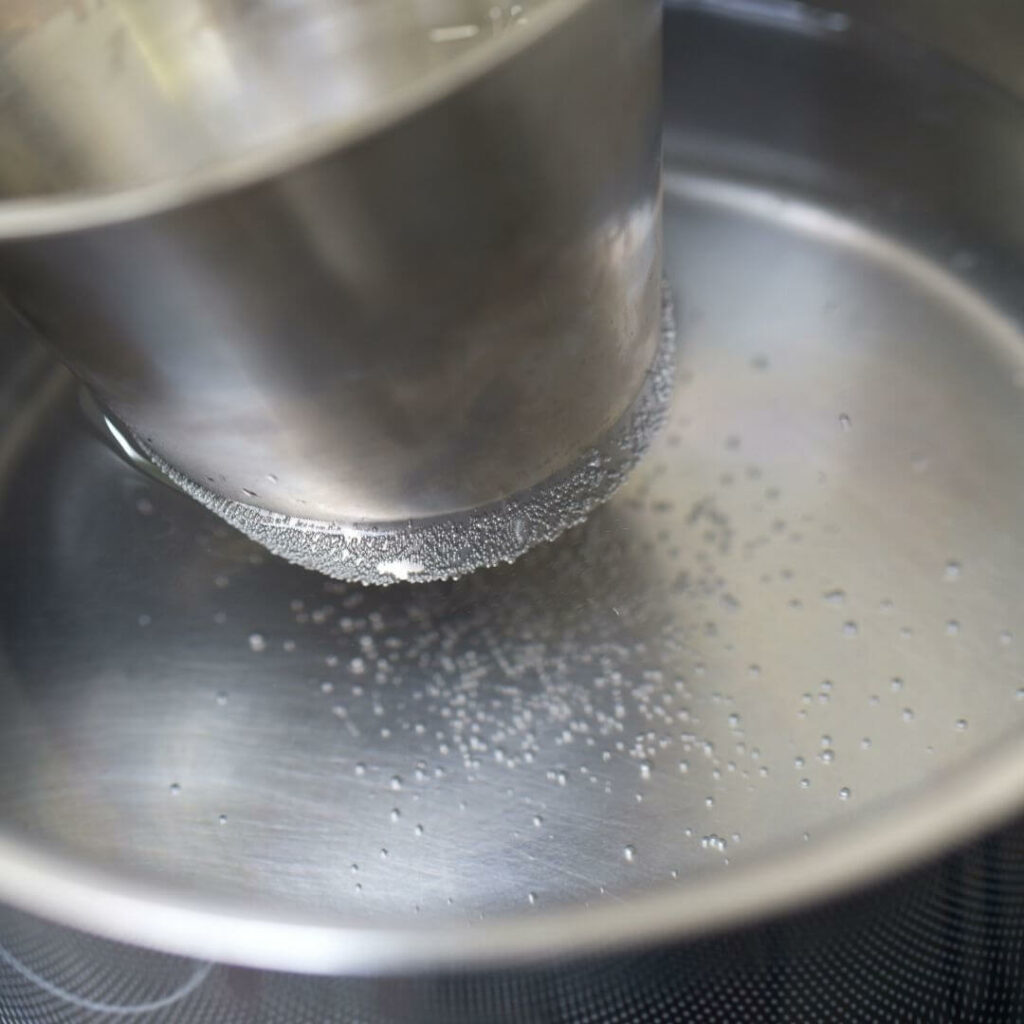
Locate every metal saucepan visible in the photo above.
<box><xmin>0</xmin><ymin>0</ymin><xmax>665</xmax><ymax>584</ymax></box>
<box><xmin>2</xmin><ymin>0</ymin><xmax>1024</xmax><ymax>1021</ymax></box>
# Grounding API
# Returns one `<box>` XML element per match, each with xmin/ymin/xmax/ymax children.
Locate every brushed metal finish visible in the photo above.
<box><xmin>0</xmin><ymin>0</ymin><xmax>663</xmax><ymax>538</ymax></box>
<box><xmin>3</xmin><ymin>0</ymin><xmax>1024</xmax><ymax>977</ymax></box>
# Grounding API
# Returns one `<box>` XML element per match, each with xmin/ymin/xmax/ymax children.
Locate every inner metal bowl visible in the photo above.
<box><xmin>2</xmin><ymin>0</ymin><xmax>1024</xmax><ymax>981</ymax></box>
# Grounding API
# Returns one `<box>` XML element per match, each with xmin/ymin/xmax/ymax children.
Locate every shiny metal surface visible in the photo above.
<box><xmin>0</xmin><ymin>0</ymin><xmax>663</xmax><ymax>578</ymax></box>
<box><xmin>4</xmin><ymin>0</ymin><xmax>1024</xmax><ymax>979</ymax></box>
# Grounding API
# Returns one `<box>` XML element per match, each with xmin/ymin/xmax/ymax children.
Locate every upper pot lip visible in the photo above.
<box><xmin>0</xmin><ymin>0</ymin><xmax>591</xmax><ymax>243</ymax></box>
<box><xmin>2</xmin><ymin>729</ymin><xmax>1022</xmax><ymax>976</ymax></box>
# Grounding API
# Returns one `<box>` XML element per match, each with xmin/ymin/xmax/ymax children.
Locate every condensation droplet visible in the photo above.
<box><xmin>839</xmin><ymin>787</ymin><xmax>851</xmax><ymax>801</ymax></box>
<box><xmin>248</xmin><ymin>632</ymin><xmax>267</xmax><ymax>653</ymax></box>
<box><xmin>623</xmin><ymin>844</ymin><xmax>636</xmax><ymax>863</ymax></box>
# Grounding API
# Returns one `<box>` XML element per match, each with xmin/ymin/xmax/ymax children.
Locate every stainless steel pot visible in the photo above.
<box><xmin>0</xmin><ymin>0</ymin><xmax>665</xmax><ymax>584</ymax></box>
<box><xmin>2</xmin><ymin>0</ymin><xmax>1024</xmax><ymax>1021</ymax></box>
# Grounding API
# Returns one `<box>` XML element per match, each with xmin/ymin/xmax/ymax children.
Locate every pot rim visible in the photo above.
<box><xmin>0</xmin><ymin>0</ymin><xmax>590</xmax><ymax>242</ymax></box>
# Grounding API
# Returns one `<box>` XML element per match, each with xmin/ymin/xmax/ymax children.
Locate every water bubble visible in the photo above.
<box><xmin>623</xmin><ymin>844</ymin><xmax>636</xmax><ymax>863</ymax></box>
<box><xmin>248</xmin><ymin>632</ymin><xmax>267</xmax><ymax>653</ymax></box>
